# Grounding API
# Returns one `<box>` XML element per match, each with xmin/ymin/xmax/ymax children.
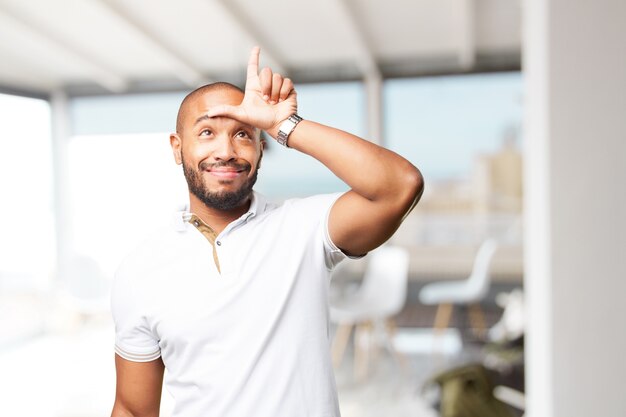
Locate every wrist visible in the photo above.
<box><xmin>273</xmin><ymin>114</ymin><xmax>303</xmax><ymax>147</ymax></box>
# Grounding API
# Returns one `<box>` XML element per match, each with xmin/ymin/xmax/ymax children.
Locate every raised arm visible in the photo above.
<box><xmin>111</xmin><ymin>355</ymin><xmax>165</xmax><ymax>417</ymax></box>
<box><xmin>208</xmin><ymin>47</ymin><xmax>424</xmax><ymax>255</ymax></box>
<box><xmin>287</xmin><ymin>122</ymin><xmax>423</xmax><ymax>255</ymax></box>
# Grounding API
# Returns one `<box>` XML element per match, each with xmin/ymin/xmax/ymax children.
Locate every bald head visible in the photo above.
<box><xmin>176</xmin><ymin>82</ymin><xmax>244</xmax><ymax>134</ymax></box>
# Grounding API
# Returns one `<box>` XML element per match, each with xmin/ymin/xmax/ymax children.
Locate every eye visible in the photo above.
<box><xmin>199</xmin><ymin>128</ymin><xmax>212</xmax><ymax>137</ymax></box>
<box><xmin>235</xmin><ymin>130</ymin><xmax>251</xmax><ymax>139</ymax></box>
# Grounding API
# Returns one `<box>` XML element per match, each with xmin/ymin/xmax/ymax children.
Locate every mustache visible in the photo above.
<box><xmin>199</xmin><ymin>160</ymin><xmax>251</xmax><ymax>171</ymax></box>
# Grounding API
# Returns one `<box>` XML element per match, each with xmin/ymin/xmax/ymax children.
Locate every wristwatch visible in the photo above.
<box><xmin>276</xmin><ymin>114</ymin><xmax>303</xmax><ymax>147</ymax></box>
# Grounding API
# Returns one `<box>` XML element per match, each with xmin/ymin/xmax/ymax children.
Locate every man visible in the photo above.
<box><xmin>111</xmin><ymin>47</ymin><xmax>423</xmax><ymax>417</ymax></box>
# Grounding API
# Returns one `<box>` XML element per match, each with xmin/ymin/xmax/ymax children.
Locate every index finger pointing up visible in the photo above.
<box><xmin>247</xmin><ymin>46</ymin><xmax>260</xmax><ymax>79</ymax></box>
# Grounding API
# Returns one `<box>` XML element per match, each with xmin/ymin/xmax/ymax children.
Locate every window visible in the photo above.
<box><xmin>0</xmin><ymin>93</ymin><xmax>53</xmax><ymax>290</ymax></box>
<box><xmin>67</xmin><ymin>133</ymin><xmax>188</xmax><ymax>276</ymax></box>
<box><xmin>385</xmin><ymin>72</ymin><xmax>523</xmax><ymax>181</ymax></box>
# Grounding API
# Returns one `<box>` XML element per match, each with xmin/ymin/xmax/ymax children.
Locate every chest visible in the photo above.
<box><xmin>143</xmin><ymin>224</ymin><xmax>329</xmax><ymax>357</ymax></box>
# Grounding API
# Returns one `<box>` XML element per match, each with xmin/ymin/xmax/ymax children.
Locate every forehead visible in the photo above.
<box><xmin>186</xmin><ymin>88</ymin><xmax>243</xmax><ymax>116</ymax></box>
<box><xmin>182</xmin><ymin>88</ymin><xmax>245</xmax><ymax>127</ymax></box>
<box><xmin>191</xmin><ymin>88</ymin><xmax>243</xmax><ymax>111</ymax></box>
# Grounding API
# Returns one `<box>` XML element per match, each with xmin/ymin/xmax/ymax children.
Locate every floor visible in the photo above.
<box><xmin>0</xmin><ymin>301</ymin><xmax>504</xmax><ymax>417</ymax></box>
<box><xmin>333</xmin><ymin>328</ymin><xmax>467</xmax><ymax>417</ymax></box>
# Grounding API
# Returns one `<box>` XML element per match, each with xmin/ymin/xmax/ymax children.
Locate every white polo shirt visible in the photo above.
<box><xmin>111</xmin><ymin>192</ymin><xmax>351</xmax><ymax>417</ymax></box>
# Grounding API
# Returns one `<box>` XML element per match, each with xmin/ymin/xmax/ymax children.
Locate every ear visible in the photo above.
<box><xmin>257</xmin><ymin>136</ymin><xmax>265</xmax><ymax>170</ymax></box>
<box><xmin>170</xmin><ymin>133</ymin><xmax>182</xmax><ymax>165</ymax></box>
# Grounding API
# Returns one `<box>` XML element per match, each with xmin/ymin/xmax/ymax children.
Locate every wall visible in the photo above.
<box><xmin>524</xmin><ymin>0</ymin><xmax>626</xmax><ymax>416</ymax></box>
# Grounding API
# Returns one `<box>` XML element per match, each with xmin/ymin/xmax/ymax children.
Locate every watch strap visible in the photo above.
<box><xmin>276</xmin><ymin>114</ymin><xmax>303</xmax><ymax>147</ymax></box>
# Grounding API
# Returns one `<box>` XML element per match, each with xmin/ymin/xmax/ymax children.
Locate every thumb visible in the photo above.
<box><xmin>206</xmin><ymin>104</ymin><xmax>248</xmax><ymax>121</ymax></box>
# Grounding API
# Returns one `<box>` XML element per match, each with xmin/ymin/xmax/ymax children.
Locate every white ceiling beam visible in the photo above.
<box><xmin>0</xmin><ymin>5</ymin><xmax>127</xmax><ymax>92</ymax></box>
<box><xmin>334</xmin><ymin>0</ymin><xmax>381</xmax><ymax>79</ymax></box>
<box><xmin>211</xmin><ymin>0</ymin><xmax>288</xmax><ymax>75</ymax></box>
<box><xmin>96</xmin><ymin>0</ymin><xmax>209</xmax><ymax>88</ymax></box>
<box><xmin>0</xmin><ymin>43</ymin><xmax>60</xmax><ymax>92</ymax></box>
<box><xmin>334</xmin><ymin>0</ymin><xmax>382</xmax><ymax>145</ymax></box>
<box><xmin>459</xmin><ymin>0</ymin><xmax>476</xmax><ymax>69</ymax></box>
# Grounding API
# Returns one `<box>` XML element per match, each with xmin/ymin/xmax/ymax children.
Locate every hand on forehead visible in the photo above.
<box><xmin>176</xmin><ymin>83</ymin><xmax>244</xmax><ymax>133</ymax></box>
<box><xmin>203</xmin><ymin>47</ymin><xmax>297</xmax><ymax>132</ymax></box>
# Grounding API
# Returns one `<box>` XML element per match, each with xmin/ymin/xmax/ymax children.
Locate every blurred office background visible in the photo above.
<box><xmin>0</xmin><ymin>1</ymin><xmax>624</xmax><ymax>416</ymax></box>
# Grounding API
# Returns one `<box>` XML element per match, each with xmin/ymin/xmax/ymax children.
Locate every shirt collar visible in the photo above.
<box><xmin>247</xmin><ymin>191</ymin><xmax>267</xmax><ymax>220</ymax></box>
<box><xmin>171</xmin><ymin>191</ymin><xmax>268</xmax><ymax>232</ymax></box>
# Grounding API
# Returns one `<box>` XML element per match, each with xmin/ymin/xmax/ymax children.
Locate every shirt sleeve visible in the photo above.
<box><xmin>320</xmin><ymin>192</ymin><xmax>367</xmax><ymax>270</ymax></box>
<box><xmin>110</xmin><ymin>262</ymin><xmax>161</xmax><ymax>362</ymax></box>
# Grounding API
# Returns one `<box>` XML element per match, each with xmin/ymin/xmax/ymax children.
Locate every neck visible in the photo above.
<box><xmin>188</xmin><ymin>193</ymin><xmax>252</xmax><ymax>234</ymax></box>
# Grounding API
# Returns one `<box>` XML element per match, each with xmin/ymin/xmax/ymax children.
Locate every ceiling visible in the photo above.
<box><xmin>0</xmin><ymin>0</ymin><xmax>521</xmax><ymax>98</ymax></box>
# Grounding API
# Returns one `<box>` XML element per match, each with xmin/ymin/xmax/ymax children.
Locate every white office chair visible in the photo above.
<box><xmin>330</xmin><ymin>245</ymin><xmax>410</xmax><ymax>379</ymax></box>
<box><xmin>419</xmin><ymin>239</ymin><xmax>499</xmax><ymax>337</ymax></box>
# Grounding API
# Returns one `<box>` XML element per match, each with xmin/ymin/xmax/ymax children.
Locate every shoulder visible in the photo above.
<box><xmin>278</xmin><ymin>192</ymin><xmax>346</xmax><ymax>216</ymax></box>
<box><xmin>247</xmin><ymin>193</ymin><xmax>347</xmax><ymax>245</ymax></box>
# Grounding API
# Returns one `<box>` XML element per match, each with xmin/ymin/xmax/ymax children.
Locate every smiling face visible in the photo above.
<box><xmin>170</xmin><ymin>84</ymin><xmax>263</xmax><ymax>211</ymax></box>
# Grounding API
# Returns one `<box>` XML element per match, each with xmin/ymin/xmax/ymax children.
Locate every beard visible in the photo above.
<box><xmin>182</xmin><ymin>155</ymin><xmax>259</xmax><ymax>211</ymax></box>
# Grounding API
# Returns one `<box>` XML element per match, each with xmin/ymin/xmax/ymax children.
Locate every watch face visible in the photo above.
<box><xmin>279</xmin><ymin>120</ymin><xmax>296</xmax><ymax>134</ymax></box>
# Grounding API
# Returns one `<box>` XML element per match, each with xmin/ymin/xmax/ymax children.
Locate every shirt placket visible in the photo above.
<box><xmin>187</xmin><ymin>212</ymin><xmax>254</xmax><ymax>275</ymax></box>
<box><xmin>188</xmin><ymin>214</ymin><xmax>221</xmax><ymax>273</ymax></box>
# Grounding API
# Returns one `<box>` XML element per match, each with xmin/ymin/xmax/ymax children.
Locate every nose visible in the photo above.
<box><xmin>212</xmin><ymin>134</ymin><xmax>237</xmax><ymax>161</ymax></box>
